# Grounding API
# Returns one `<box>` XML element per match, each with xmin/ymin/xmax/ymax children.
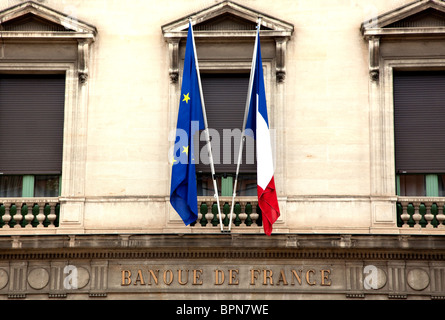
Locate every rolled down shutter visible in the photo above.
<box><xmin>196</xmin><ymin>74</ymin><xmax>256</xmax><ymax>174</ymax></box>
<box><xmin>0</xmin><ymin>74</ymin><xmax>65</xmax><ymax>175</ymax></box>
<box><xmin>393</xmin><ymin>71</ymin><xmax>445</xmax><ymax>174</ymax></box>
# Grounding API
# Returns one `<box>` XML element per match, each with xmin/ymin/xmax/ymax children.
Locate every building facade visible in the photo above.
<box><xmin>0</xmin><ymin>0</ymin><xmax>445</xmax><ymax>300</ymax></box>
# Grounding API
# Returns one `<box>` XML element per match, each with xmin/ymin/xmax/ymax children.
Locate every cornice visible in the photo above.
<box><xmin>0</xmin><ymin>234</ymin><xmax>444</xmax><ymax>261</ymax></box>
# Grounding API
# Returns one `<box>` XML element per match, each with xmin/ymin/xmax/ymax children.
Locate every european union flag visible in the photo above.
<box><xmin>170</xmin><ymin>23</ymin><xmax>205</xmax><ymax>226</ymax></box>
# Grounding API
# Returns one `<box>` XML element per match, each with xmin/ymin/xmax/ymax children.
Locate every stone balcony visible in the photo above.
<box><xmin>0</xmin><ymin>199</ymin><xmax>59</xmax><ymax>230</ymax></box>
<box><xmin>397</xmin><ymin>197</ymin><xmax>445</xmax><ymax>232</ymax></box>
<box><xmin>192</xmin><ymin>196</ymin><xmax>262</xmax><ymax>229</ymax></box>
<box><xmin>1</xmin><ymin>196</ymin><xmax>445</xmax><ymax>234</ymax></box>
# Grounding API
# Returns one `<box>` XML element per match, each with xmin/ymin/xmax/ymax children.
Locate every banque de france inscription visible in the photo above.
<box><xmin>120</xmin><ymin>267</ymin><xmax>333</xmax><ymax>288</ymax></box>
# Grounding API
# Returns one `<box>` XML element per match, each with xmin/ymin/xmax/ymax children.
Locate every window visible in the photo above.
<box><xmin>0</xmin><ymin>1</ymin><xmax>96</xmax><ymax>209</ymax></box>
<box><xmin>0</xmin><ymin>175</ymin><xmax>22</xmax><ymax>197</ymax></box>
<box><xmin>162</xmin><ymin>1</ymin><xmax>293</xmax><ymax>206</ymax></box>
<box><xmin>439</xmin><ymin>175</ymin><xmax>445</xmax><ymax>196</ymax></box>
<box><xmin>394</xmin><ymin>71</ymin><xmax>445</xmax><ymax>196</ymax></box>
<box><xmin>361</xmin><ymin>1</ymin><xmax>445</xmax><ymax>228</ymax></box>
<box><xmin>196</xmin><ymin>73</ymin><xmax>256</xmax><ymax>196</ymax></box>
<box><xmin>362</xmin><ymin>0</ymin><xmax>445</xmax><ymax>199</ymax></box>
<box><xmin>0</xmin><ymin>74</ymin><xmax>65</xmax><ymax>197</ymax></box>
<box><xmin>0</xmin><ymin>1</ymin><xmax>96</xmax><ymax>231</ymax></box>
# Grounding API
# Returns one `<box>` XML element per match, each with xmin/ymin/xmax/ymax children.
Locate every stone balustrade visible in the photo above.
<box><xmin>193</xmin><ymin>197</ymin><xmax>261</xmax><ymax>228</ymax></box>
<box><xmin>0</xmin><ymin>199</ymin><xmax>60</xmax><ymax>229</ymax></box>
<box><xmin>397</xmin><ymin>197</ymin><xmax>445</xmax><ymax>229</ymax></box>
<box><xmin>2</xmin><ymin>196</ymin><xmax>445</xmax><ymax>233</ymax></box>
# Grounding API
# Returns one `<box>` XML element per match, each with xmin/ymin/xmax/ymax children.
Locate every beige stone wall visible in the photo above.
<box><xmin>1</xmin><ymin>0</ymin><xmax>416</xmax><ymax>233</ymax></box>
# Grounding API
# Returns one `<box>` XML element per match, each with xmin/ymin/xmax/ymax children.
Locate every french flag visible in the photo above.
<box><xmin>245</xmin><ymin>26</ymin><xmax>280</xmax><ymax>236</ymax></box>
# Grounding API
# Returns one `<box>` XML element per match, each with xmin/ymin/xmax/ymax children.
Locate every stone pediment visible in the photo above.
<box><xmin>162</xmin><ymin>1</ymin><xmax>293</xmax><ymax>83</ymax></box>
<box><xmin>0</xmin><ymin>1</ymin><xmax>96</xmax><ymax>39</ymax></box>
<box><xmin>362</xmin><ymin>0</ymin><xmax>445</xmax><ymax>38</ymax></box>
<box><xmin>384</xmin><ymin>7</ymin><xmax>445</xmax><ymax>28</ymax></box>
<box><xmin>2</xmin><ymin>13</ymin><xmax>70</xmax><ymax>32</ymax></box>
<box><xmin>193</xmin><ymin>12</ymin><xmax>270</xmax><ymax>32</ymax></box>
<box><xmin>162</xmin><ymin>1</ymin><xmax>293</xmax><ymax>38</ymax></box>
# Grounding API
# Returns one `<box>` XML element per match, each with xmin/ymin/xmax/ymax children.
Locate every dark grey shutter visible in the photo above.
<box><xmin>196</xmin><ymin>74</ymin><xmax>256</xmax><ymax>174</ymax></box>
<box><xmin>393</xmin><ymin>71</ymin><xmax>445</xmax><ymax>173</ymax></box>
<box><xmin>0</xmin><ymin>74</ymin><xmax>65</xmax><ymax>175</ymax></box>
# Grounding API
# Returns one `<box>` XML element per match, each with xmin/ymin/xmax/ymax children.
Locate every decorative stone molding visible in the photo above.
<box><xmin>0</xmin><ymin>2</ymin><xmax>97</xmax><ymax>231</ymax></box>
<box><xmin>0</xmin><ymin>234</ymin><xmax>443</xmax><ymax>299</ymax></box>
<box><xmin>0</xmin><ymin>234</ymin><xmax>443</xmax><ymax>261</ymax></box>
<box><xmin>77</xmin><ymin>40</ymin><xmax>92</xmax><ymax>85</ymax></box>
<box><xmin>0</xmin><ymin>2</ymin><xmax>96</xmax><ymax>86</ymax></box>
<box><xmin>0</xmin><ymin>1</ymin><xmax>97</xmax><ymax>38</ymax></box>
<box><xmin>361</xmin><ymin>0</ymin><xmax>445</xmax><ymax>82</ymax></box>
<box><xmin>368</xmin><ymin>37</ymin><xmax>380</xmax><ymax>82</ymax></box>
<box><xmin>162</xmin><ymin>2</ymin><xmax>291</xmax><ymax>214</ymax></box>
<box><xmin>166</xmin><ymin>38</ymin><xmax>180</xmax><ymax>83</ymax></box>
<box><xmin>361</xmin><ymin>0</ymin><xmax>445</xmax><ymax>232</ymax></box>
<box><xmin>161</xmin><ymin>1</ymin><xmax>293</xmax><ymax>83</ymax></box>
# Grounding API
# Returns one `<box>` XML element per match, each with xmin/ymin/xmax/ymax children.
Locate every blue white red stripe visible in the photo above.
<box><xmin>245</xmin><ymin>27</ymin><xmax>280</xmax><ymax>236</ymax></box>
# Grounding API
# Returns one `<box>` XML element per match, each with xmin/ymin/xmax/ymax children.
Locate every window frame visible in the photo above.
<box><xmin>0</xmin><ymin>62</ymin><xmax>77</xmax><ymax>197</ymax></box>
<box><xmin>0</xmin><ymin>1</ymin><xmax>96</xmax><ymax>231</ymax></box>
<box><xmin>392</xmin><ymin>69</ymin><xmax>445</xmax><ymax>197</ymax></box>
<box><xmin>366</xmin><ymin>54</ymin><xmax>445</xmax><ymax>230</ymax></box>
<box><xmin>381</xmin><ymin>58</ymin><xmax>445</xmax><ymax>196</ymax></box>
<box><xmin>162</xmin><ymin>3</ymin><xmax>293</xmax><ymax>228</ymax></box>
<box><xmin>361</xmin><ymin>0</ymin><xmax>445</xmax><ymax>230</ymax></box>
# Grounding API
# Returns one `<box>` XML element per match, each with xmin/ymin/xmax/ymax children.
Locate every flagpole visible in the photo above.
<box><xmin>189</xmin><ymin>18</ymin><xmax>224</xmax><ymax>232</ymax></box>
<box><xmin>228</xmin><ymin>18</ymin><xmax>261</xmax><ymax>232</ymax></box>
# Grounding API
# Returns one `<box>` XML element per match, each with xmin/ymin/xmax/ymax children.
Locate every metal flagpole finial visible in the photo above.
<box><xmin>256</xmin><ymin>16</ymin><xmax>262</xmax><ymax>29</ymax></box>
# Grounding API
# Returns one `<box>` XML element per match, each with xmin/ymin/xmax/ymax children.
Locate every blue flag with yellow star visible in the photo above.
<box><xmin>170</xmin><ymin>23</ymin><xmax>205</xmax><ymax>226</ymax></box>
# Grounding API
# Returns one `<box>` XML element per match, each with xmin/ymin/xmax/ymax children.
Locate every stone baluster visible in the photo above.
<box><xmin>24</xmin><ymin>203</ymin><xmax>35</xmax><ymax>228</ymax></box>
<box><xmin>198</xmin><ymin>202</ymin><xmax>207</xmax><ymax>227</ymax></box>
<box><xmin>239</xmin><ymin>201</ymin><xmax>247</xmax><ymax>226</ymax></box>
<box><xmin>400</xmin><ymin>201</ymin><xmax>411</xmax><ymax>228</ymax></box>
<box><xmin>192</xmin><ymin>203</ymin><xmax>201</xmax><ymax>227</ymax></box>
<box><xmin>47</xmin><ymin>202</ymin><xmax>58</xmax><ymax>228</ymax></box>
<box><xmin>412</xmin><ymin>201</ymin><xmax>422</xmax><ymax>229</ymax></box>
<box><xmin>2</xmin><ymin>203</ymin><xmax>11</xmax><ymax>228</ymax></box>
<box><xmin>437</xmin><ymin>203</ymin><xmax>445</xmax><ymax>229</ymax></box>
<box><xmin>205</xmin><ymin>200</ymin><xmax>213</xmax><ymax>227</ymax></box>
<box><xmin>36</xmin><ymin>202</ymin><xmax>46</xmax><ymax>228</ymax></box>
<box><xmin>13</xmin><ymin>203</ymin><xmax>23</xmax><ymax>228</ymax></box>
<box><xmin>251</xmin><ymin>202</ymin><xmax>260</xmax><ymax>226</ymax></box>
<box><xmin>424</xmin><ymin>202</ymin><xmax>434</xmax><ymax>229</ymax></box>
